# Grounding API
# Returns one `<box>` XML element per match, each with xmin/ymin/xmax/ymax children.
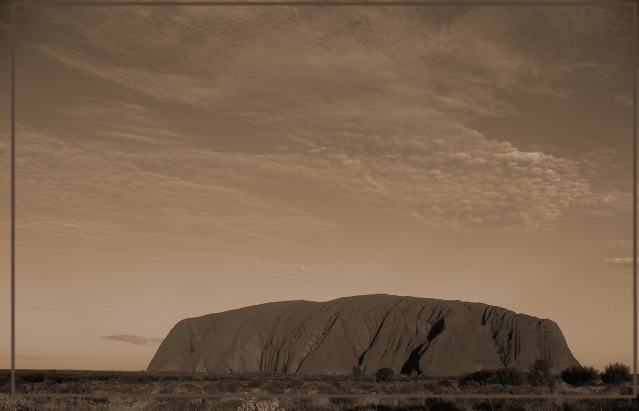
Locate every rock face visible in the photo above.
<box><xmin>147</xmin><ymin>294</ymin><xmax>579</xmax><ymax>376</ymax></box>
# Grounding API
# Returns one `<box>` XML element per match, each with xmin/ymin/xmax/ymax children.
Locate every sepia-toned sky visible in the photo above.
<box><xmin>0</xmin><ymin>1</ymin><xmax>635</xmax><ymax>372</ymax></box>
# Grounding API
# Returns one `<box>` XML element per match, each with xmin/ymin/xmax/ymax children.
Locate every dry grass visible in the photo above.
<box><xmin>0</xmin><ymin>370</ymin><xmax>636</xmax><ymax>411</ymax></box>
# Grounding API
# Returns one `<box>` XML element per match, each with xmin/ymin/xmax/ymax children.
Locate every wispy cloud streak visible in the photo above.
<box><xmin>603</xmin><ymin>258</ymin><xmax>636</xmax><ymax>267</ymax></box>
<box><xmin>102</xmin><ymin>335</ymin><xmax>164</xmax><ymax>346</ymax></box>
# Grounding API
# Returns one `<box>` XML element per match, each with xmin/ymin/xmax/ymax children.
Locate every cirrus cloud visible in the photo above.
<box><xmin>603</xmin><ymin>258</ymin><xmax>635</xmax><ymax>266</ymax></box>
<box><xmin>102</xmin><ymin>335</ymin><xmax>164</xmax><ymax>346</ymax></box>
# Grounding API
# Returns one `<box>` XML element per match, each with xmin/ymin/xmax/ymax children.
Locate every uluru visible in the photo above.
<box><xmin>147</xmin><ymin>294</ymin><xmax>579</xmax><ymax>376</ymax></box>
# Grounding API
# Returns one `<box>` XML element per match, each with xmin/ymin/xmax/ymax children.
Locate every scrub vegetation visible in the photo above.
<box><xmin>0</xmin><ymin>363</ymin><xmax>635</xmax><ymax>411</ymax></box>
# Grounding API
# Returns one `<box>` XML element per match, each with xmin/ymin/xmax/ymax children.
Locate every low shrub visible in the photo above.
<box><xmin>459</xmin><ymin>367</ymin><xmax>524</xmax><ymax>386</ymax></box>
<box><xmin>560</xmin><ymin>365</ymin><xmax>600</xmax><ymax>387</ymax></box>
<box><xmin>287</xmin><ymin>377</ymin><xmax>304</xmax><ymax>390</ymax></box>
<box><xmin>18</xmin><ymin>371</ymin><xmax>47</xmax><ymax>383</ymax></box>
<box><xmin>247</xmin><ymin>377</ymin><xmax>264</xmax><ymax>388</ymax></box>
<box><xmin>351</xmin><ymin>365</ymin><xmax>362</xmax><ymax>378</ymax></box>
<box><xmin>494</xmin><ymin>367</ymin><xmax>526</xmax><ymax>386</ymax></box>
<box><xmin>601</xmin><ymin>362</ymin><xmax>632</xmax><ymax>384</ymax></box>
<box><xmin>265</xmin><ymin>380</ymin><xmax>287</xmax><ymax>394</ymax></box>
<box><xmin>528</xmin><ymin>359</ymin><xmax>556</xmax><ymax>388</ymax></box>
<box><xmin>216</xmin><ymin>380</ymin><xmax>240</xmax><ymax>393</ymax></box>
<box><xmin>375</xmin><ymin>368</ymin><xmax>394</xmax><ymax>383</ymax></box>
<box><xmin>305</xmin><ymin>375</ymin><xmax>323</xmax><ymax>382</ymax></box>
<box><xmin>160</xmin><ymin>374</ymin><xmax>180</xmax><ymax>382</ymax></box>
<box><xmin>122</xmin><ymin>374</ymin><xmax>151</xmax><ymax>384</ymax></box>
<box><xmin>44</xmin><ymin>372</ymin><xmax>62</xmax><ymax>385</ymax></box>
<box><xmin>237</xmin><ymin>399</ymin><xmax>285</xmax><ymax>411</ymax></box>
<box><xmin>426</xmin><ymin>399</ymin><xmax>464</xmax><ymax>411</ymax></box>
<box><xmin>92</xmin><ymin>373</ymin><xmax>111</xmax><ymax>381</ymax></box>
<box><xmin>316</xmin><ymin>382</ymin><xmax>338</xmax><ymax>394</ymax></box>
<box><xmin>459</xmin><ymin>369</ymin><xmax>496</xmax><ymax>386</ymax></box>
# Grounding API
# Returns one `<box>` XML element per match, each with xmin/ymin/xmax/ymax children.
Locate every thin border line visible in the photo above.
<box><xmin>8</xmin><ymin>0</ymin><xmax>638</xmax><ymax>402</ymax></box>
<box><xmin>10</xmin><ymin>0</ymin><xmax>16</xmax><ymax>399</ymax></box>
<box><xmin>634</xmin><ymin>0</ymin><xmax>638</xmax><ymax>399</ymax></box>
<box><xmin>5</xmin><ymin>393</ymin><xmax>638</xmax><ymax>399</ymax></box>
<box><xmin>9</xmin><ymin>1</ymin><xmax>638</xmax><ymax>6</ymax></box>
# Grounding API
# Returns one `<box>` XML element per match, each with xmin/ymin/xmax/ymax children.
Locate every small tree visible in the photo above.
<box><xmin>494</xmin><ymin>367</ymin><xmax>526</xmax><ymax>386</ymax></box>
<box><xmin>561</xmin><ymin>365</ymin><xmax>600</xmax><ymax>387</ymax></box>
<box><xmin>375</xmin><ymin>368</ymin><xmax>394</xmax><ymax>383</ymax></box>
<box><xmin>459</xmin><ymin>369</ymin><xmax>496</xmax><ymax>386</ymax></box>
<box><xmin>601</xmin><ymin>362</ymin><xmax>632</xmax><ymax>384</ymax></box>
<box><xmin>528</xmin><ymin>359</ymin><xmax>556</xmax><ymax>388</ymax></box>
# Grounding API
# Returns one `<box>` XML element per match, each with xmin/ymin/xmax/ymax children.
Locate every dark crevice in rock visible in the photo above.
<box><xmin>426</xmin><ymin>318</ymin><xmax>445</xmax><ymax>342</ymax></box>
<box><xmin>188</xmin><ymin>324</ymin><xmax>195</xmax><ymax>354</ymax></box>
<box><xmin>400</xmin><ymin>342</ymin><xmax>426</xmax><ymax>375</ymax></box>
<box><xmin>481</xmin><ymin>306</ymin><xmax>490</xmax><ymax>326</ymax></box>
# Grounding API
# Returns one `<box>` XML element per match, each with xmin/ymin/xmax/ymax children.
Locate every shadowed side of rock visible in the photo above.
<box><xmin>147</xmin><ymin>294</ymin><xmax>580</xmax><ymax>376</ymax></box>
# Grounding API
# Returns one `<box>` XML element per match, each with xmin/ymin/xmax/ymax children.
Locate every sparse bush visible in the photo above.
<box><xmin>375</xmin><ymin>367</ymin><xmax>394</xmax><ymax>383</ymax></box>
<box><xmin>158</xmin><ymin>386</ymin><xmax>174</xmax><ymax>394</ymax></box>
<box><xmin>287</xmin><ymin>377</ymin><xmax>304</xmax><ymax>390</ymax></box>
<box><xmin>561</xmin><ymin>365</ymin><xmax>600</xmax><ymax>387</ymax></box>
<box><xmin>351</xmin><ymin>365</ymin><xmax>362</xmax><ymax>378</ymax></box>
<box><xmin>92</xmin><ymin>372</ymin><xmax>110</xmax><ymax>381</ymax></box>
<box><xmin>528</xmin><ymin>358</ymin><xmax>556</xmax><ymax>388</ymax></box>
<box><xmin>218</xmin><ymin>380</ymin><xmax>240</xmax><ymax>393</ymax></box>
<box><xmin>601</xmin><ymin>362</ymin><xmax>632</xmax><ymax>384</ymax></box>
<box><xmin>265</xmin><ymin>380</ymin><xmax>287</xmax><ymax>394</ymax></box>
<box><xmin>237</xmin><ymin>398</ymin><xmax>285</xmax><ymax>411</ymax></box>
<box><xmin>44</xmin><ymin>371</ymin><xmax>62</xmax><ymax>385</ymax></box>
<box><xmin>18</xmin><ymin>371</ymin><xmax>46</xmax><ymax>383</ymax></box>
<box><xmin>247</xmin><ymin>377</ymin><xmax>263</xmax><ymax>388</ymax></box>
<box><xmin>193</xmin><ymin>376</ymin><xmax>204</xmax><ymax>382</ymax></box>
<box><xmin>426</xmin><ymin>399</ymin><xmax>464</xmax><ymax>411</ymax></box>
<box><xmin>458</xmin><ymin>367</ymin><xmax>524</xmax><ymax>386</ymax></box>
<box><xmin>494</xmin><ymin>367</ymin><xmax>526</xmax><ymax>386</ymax></box>
<box><xmin>160</xmin><ymin>374</ymin><xmax>180</xmax><ymax>382</ymax></box>
<box><xmin>459</xmin><ymin>369</ymin><xmax>496</xmax><ymax>386</ymax></box>
<box><xmin>123</xmin><ymin>374</ymin><xmax>135</xmax><ymax>383</ymax></box>
<box><xmin>316</xmin><ymin>381</ymin><xmax>338</xmax><ymax>394</ymax></box>
<box><xmin>305</xmin><ymin>374</ymin><xmax>323</xmax><ymax>382</ymax></box>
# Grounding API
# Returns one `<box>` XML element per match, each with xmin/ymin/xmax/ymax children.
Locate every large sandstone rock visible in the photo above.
<box><xmin>147</xmin><ymin>294</ymin><xmax>579</xmax><ymax>376</ymax></box>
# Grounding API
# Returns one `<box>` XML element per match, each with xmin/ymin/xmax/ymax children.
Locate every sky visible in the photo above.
<box><xmin>0</xmin><ymin>0</ymin><xmax>635</xmax><ymax>372</ymax></box>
